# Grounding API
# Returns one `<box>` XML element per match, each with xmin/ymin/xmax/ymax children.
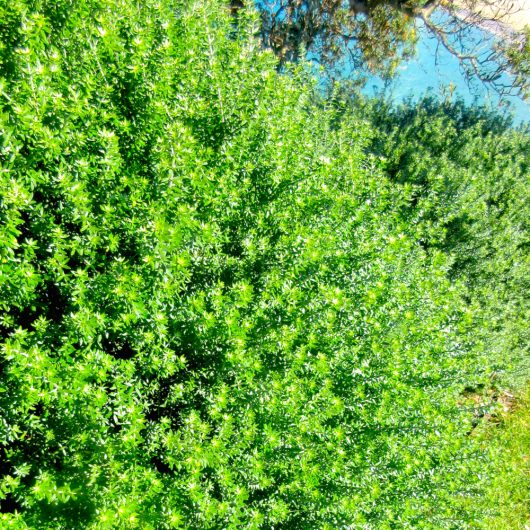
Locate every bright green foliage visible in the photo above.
<box><xmin>0</xmin><ymin>1</ymin><xmax>507</xmax><ymax>528</ymax></box>
<box><xmin>354</xmin><ymin>97</ymin><xmax>530</xmax><ymax>388</ymax></box>
<box><xmin>476</xmin><ymin>388</ymin><xmax>530</xmax><ymax>529</ymax></box>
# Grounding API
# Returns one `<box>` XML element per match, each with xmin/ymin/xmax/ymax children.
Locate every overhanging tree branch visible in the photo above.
<box><xmin>242</xmin><ymin>0</ymin><xmax>530</xmax><ymax>98</ymax></box>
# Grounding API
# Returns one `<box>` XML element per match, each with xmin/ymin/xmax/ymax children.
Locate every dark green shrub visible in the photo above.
<box><xmin>0</xmin><ymin>1</ymin><xmax>497</xmax><ymax>528</ymax></box>
<box><xmin>354</xmin><ymin>97</ymin><xmax>530</xmax><ymax>388</ymax></box>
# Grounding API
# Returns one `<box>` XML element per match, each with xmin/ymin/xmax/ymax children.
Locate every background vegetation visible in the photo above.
<box><xmin>356</xmin><ymin>96</ymin><xmax>530</xmax><ymax>389</ymax></box>
<box><xmin>0</xmin><ymin>0</ymin><xmax>528</xmax><ymax>528</ymax></box>
<box><xmin>474</xmin><ymin>387</ymin><xmax>530</xmax><ymax>529</ymax></box>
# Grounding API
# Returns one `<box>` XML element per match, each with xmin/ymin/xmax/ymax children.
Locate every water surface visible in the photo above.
<box><xmin>363</xmin><ymin>18</ymin><xmax>530</xmax><ymax>125</ymax></box>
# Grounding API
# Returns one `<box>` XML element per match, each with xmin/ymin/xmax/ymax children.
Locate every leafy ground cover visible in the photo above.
<box><xmin>470</xmin><ymin>387</ymin><xmax>530</xmax><ymax>529</ymax></box>
<box><xmin>0</xmin><ymin>0</ymin><xmax>528</xmax><ymax>528</ymax></box>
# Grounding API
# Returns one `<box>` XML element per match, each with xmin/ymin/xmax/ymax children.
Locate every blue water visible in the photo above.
<box><xmin>362</xmin><ymin>19</ymin><xmax>530</xmax><ymax>125</ymax></box>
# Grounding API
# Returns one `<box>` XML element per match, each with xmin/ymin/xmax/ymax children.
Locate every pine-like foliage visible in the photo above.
<box><xmin>0</xmin><ymin>1</ymin><xmax>506</xmax><ymax>528</ymax></box>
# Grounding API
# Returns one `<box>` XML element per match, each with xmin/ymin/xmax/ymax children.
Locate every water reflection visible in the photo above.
<box><xmin>363</xmin><ymin>18</ymin><xmax>530</xmax><ymax>125</ymax></box>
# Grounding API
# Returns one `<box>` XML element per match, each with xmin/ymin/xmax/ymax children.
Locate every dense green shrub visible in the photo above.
<box><xmin>352</xmin><ymin>97</ymin><xmax>530</xmax><ymax>387</ymax></box>
<box><xmin>0</xmin><ymin>1</ymin><xmax>505</xmax><ymax>528</ymax></box>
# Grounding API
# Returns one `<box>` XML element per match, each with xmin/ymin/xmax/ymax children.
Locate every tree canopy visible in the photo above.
<box><xmin>251</xmin><ymin>0</ymin><xmax>530</xmax><ymax>98</ymax></box>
